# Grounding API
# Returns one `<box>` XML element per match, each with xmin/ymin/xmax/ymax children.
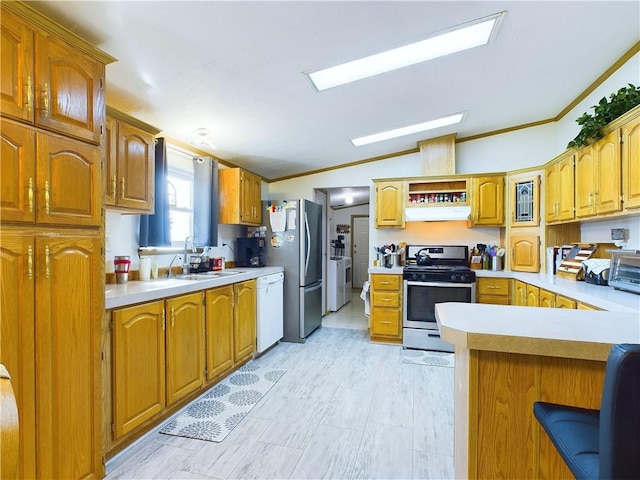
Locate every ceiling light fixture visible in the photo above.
<box><xmin>351</xmin><ymin>113</ymin><xmax>464</xmax><ymax>147</ymax></box>
<box><xmin>344</xmin><ymin>195</ymin><xmax>354</xmax><ymax>205</ymax></box>
<box><xmin>191</xmin><ymin>128</ymin><xmax>216</xmax><ymax>148</ymax></box>
<box><xmin>306</xmin><ymin>12</ymin><xmax>504</xmax><ymax>91</ymax></box>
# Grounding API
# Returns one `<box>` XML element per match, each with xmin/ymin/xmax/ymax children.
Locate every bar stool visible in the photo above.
<box><xmin>533</xmin><ymin>343</ymin><xmax>640</xmax><ymax>479</ymax></box>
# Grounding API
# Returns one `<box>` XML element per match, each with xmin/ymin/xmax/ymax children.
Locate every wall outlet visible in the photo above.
<box><xmin>611</xmin><ymin>228</ymin><xmax>627</xmax><ymax>241</ymax></box>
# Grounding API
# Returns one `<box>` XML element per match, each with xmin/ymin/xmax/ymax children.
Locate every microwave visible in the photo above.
<box><xmin>608</xmin><ymin>250</ymin><xmax>640</xmax><ymax>294</ymax></box>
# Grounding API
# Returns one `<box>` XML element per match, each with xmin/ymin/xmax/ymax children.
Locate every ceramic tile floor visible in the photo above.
<box><xmin>106</xmin><ymin>291</ymin><xmax>455</xmax><ymax>479</ymax></box>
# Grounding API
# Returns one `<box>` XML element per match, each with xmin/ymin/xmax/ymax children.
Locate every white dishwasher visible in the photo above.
<box><xmin>256</xmin><ymin>272</ymin><xmax>284</xmax><ymax>354</ymax></box>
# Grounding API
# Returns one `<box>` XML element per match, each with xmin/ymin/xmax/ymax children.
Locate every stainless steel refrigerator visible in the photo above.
<box><xmin>262</xmin><ymin>199</ymin><xmax>322</xmax><ymax>342</ymax></box>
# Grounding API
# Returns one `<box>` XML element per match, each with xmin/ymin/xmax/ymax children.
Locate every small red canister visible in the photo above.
<box><xmin>212</xmin><ymin>257</ymin><xmax>224</xmax><ymax>271</ymax></box>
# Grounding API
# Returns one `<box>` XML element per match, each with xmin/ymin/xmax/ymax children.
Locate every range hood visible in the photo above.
<box><xmin>405</xmin><ymin>205</ymin><xmax>471</xmax><ymax>222</ymax></box>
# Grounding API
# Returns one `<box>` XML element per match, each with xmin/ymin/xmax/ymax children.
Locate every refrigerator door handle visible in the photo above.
<box><xmin>304</xmin><ymin>211</ymin><xmax>310</xmax><ymax>278</ymax></box>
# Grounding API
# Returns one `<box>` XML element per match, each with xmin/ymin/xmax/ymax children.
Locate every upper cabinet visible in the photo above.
<box><xmin>471</xmin><ymin>175</ymin><xmax>504</xmax><ymax>226</ymax></box>
<box><xmin>105</xmin><ymin>108</ymin><xmax>159</xmax><ymax>213</ymax></box>
<box><xmin>219</xmin><ymin>168</ymin><xmax>262</xmax><ymax>225</ymax></box>
<box><xmin>545</xmin><ymin>154</ymin><xmax>575</xmax><ymax>223</ymax></box>
<box><xmin>1</xmin><ymin>8</ymin><xmax>111</xmax><ymax>145</ymax></box>
<box><xmin>1</xmin><ymin>119</ymin><xmax>102</xmax><ymax>227</ymax></box>
<box><xmin>375</xmin><ymin>181</ymin><xmax>405</xmax><ymax>228</ymax></box>
<box><xmin>622</xmin><ymin>115</ymin><xmax>640</xmax><ymax>211</ymax></box>
<box><xmin>510</xmin><ymin>174</ymin><xmax>541</xmax><ymax>227</ymax></box>
<box><xmin>575</xmin><ymin>129</ymin><xmax>622</xmax><ymax>218</ymax></box>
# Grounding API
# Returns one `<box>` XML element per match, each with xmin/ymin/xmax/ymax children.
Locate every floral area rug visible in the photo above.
<box><xmin>403</xmin><ymin>349</ymin><xmax>455</xmax><ymax>368</ymax></box>
<box><xmin>160</xmin><ymin>363</ymin><xmax>286</xmax><ymax>442</ymax></box>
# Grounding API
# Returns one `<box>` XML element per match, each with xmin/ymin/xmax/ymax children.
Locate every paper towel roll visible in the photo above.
<box><xmin>139</xmin><ymin>257</ymin><xmax>151</xmax><ymax>281</ymax></box>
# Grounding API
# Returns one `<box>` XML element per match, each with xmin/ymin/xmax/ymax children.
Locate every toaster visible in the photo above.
<box><xmin>608</xmin><ymin>250</ymin><xmax>640</xmax><ymax>294</ymax></box>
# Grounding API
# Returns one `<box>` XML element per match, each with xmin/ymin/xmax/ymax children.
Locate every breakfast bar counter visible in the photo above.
<box><xmin>436</xmin><ymin>302</ymin><xmax>640</xmax><ymax>479</ymax></box>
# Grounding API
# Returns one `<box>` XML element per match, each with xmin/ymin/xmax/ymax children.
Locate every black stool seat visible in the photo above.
<box><xmin>533</xmin><ymin>343</ymin><xmax>640</xmax><ymax>480</ymax></box>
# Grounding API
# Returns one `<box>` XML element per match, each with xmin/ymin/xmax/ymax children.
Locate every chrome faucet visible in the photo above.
<box><xmin>183</xmin><ymin>236</ymin><xmax>195</xmax><ymax>274</ymax></box>
<box><xmin>168</xmin><ymin>254</ymin><xmax>181</xmax><ymax>277</ymax></box>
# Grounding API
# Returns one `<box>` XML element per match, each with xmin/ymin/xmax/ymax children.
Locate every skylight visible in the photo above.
<box><xmin>351</xmin><ymin>113</ymin><xmax>464</xmax><ymax>147</ymax></box>
<box><xmin>306</xmin><ymin>12</ymin><xmax>504</xmax><ymax>91</ymax></box>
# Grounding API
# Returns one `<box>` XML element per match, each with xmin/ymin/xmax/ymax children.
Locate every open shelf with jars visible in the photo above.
<box><xmin>407</xmin><ymin>178</ymin><xmax>468</xmax><ymax>206</ymax></box>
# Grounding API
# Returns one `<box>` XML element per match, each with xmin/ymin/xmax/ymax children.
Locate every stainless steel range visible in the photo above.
<box><xmin>403</xmin><ymin>245</ymin><xmax>476</xmax><ymax>352</ymax></box>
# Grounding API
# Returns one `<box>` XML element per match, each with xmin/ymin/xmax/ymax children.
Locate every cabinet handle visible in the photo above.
<box><xmin>162</xmin><ymin>311</ymin><xmax>165</xmax><ymax>331</ymax></box>
<box><xmin>380</xmin><ymin>321</ymin><xmax>391</xmax><ymax>325</ymax></box>
<box><xmin>26</xmin><ymin>76</ymin><xmax>33</xmax><ymax>112</ymax></box>
<box><xmin>45</xmin><ymin>246</ymin><xmax>51</xmax><ymax>279</ymax></box>
<box><xmin>42</xmin><ymin>83</ymin><xmax>49</xmax><ymax>116</ymax></box>
<box><xmin>120</xmin><ymin>178</ymin><xmax>125</xmax><ymax>199</ymax></box>
<box><xmin>171</xmin><ymin>306</ymin><xmax>175</xmax><ymax>328</ymax></box>
<box><xmin>487</xmin><ymin>285</ymin><xmax>500</xmax><ymax>289</ymax></box>
<box><xmin>588</xmin><ymin>192</ymin><xmax>593</xmax><ymax>207</ymax></box>
<box><xmin>111</xmin><ymin>175</ymin><xmax>117</xmax><ymax>198</ymax></box>
<box><xmin>28</xmin><ymin>177</ymin><xmax>34</xmax><ymax>213</ymax></box>
<box><xmin>44</xmin><ymin>180</ymin><xmax>50</xmax><ymax>214</ymax></box>
<box><xmin>27</xmin><ymin>245</ymin><xmax>34</xmax><ymax>280</ymax></box>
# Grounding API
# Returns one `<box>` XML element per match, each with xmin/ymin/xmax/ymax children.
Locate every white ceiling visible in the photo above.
<box><xmin>31</xmin><ymin>1</ymin><xmax>639</xmax><ymax>185</ymax></box>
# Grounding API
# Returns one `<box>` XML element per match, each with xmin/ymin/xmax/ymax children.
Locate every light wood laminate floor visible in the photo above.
<box><xmin>106</xmin><ymin>291</ymin><xmax>454</xmax><ymax>479</ymax></box>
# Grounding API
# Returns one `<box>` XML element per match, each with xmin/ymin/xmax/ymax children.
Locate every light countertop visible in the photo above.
<box><xmin>436</xmin><ymin>302</ymin><xmax>640</xmax><ymax>361</ymax></box>
<box><xmin>106</xmin><ymin>267</ymin><xmax>283</xmax><ymax>309</ymax></box>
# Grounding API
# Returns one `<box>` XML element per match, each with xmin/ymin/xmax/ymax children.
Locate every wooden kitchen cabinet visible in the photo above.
<box><xmin>166</xmin><ymin>292</ymin><xmax>205</xmax><ymax>406</ymax></box>
<box><xmin>510</xmin><ymin>235</ymin><xmax>540</xmax><ymax>273</ymax></box>
<box><xmin>471</xmin><ymin>175</ymin><xmax>504</xmax><ymax>226</ymax></box>
<box><xmin>205</xmin><ymin>285</ymin><xmax>235</xmax><ymax>383</ymax></box>
<box><xmin>575</xmin><ymin>129</ymin><xmax>622</xmax><ymax>218</ymax></box>
<box><xmin>513</xmin><ymin>280</ymin><xmax>527</xmax><ymax>306</ymax></box>
<box><xmin>112</xmin><ymin>301</ymin><xmax>165</xmax><ymax>439</ymax></box>
<box><xmin>374</xmin><ymin>181</ymin><xmax>405</xmax><ymax>228</ymax></box>
<box><xmin>622</xmin><ymin>114</ymin><xmax>640</xmax><ymax>210</ymax></box>
<box><xmin>525</xmin><ymin>284</ymin><xmax>539</xmax><ymax>307</ymax></box>
<box><xmin>578</xmin><ymin>302</ymin><xmax>602</xmax><ymax>311</ymax></box>
<box><xmin>370</xmin><ymin>274</ymin><xmax>402</xmax><ymax>342</ymax></box>
<box><xmin>510</xmin><ymin>174</ymin><xmax>541</xmax><ymax>227</ymax></box>
<box><xmin>105</xmin><ymin>108</ymin><xmax>159</xmax><ymax>213</ymax></box>
<box><xmin>555</xmin><ymin>294</ymin><xmax>576</xmax><ymax>309</ymax></box>
<box><xmin>219</xmin><ymin>168</ymin><xmax>262</xmax><ymax>225</ymax></box>
<box><xmin>545</xmin><ymin>154</ymin><xmax>575</xmax><ymax>222</ymax></box>
<box><xmin>539</xmin><ymin>288</ymin><xmax>555</xmax><ymax>308</ymax></box>
<box><xmin>233</xmin><ymin>280</ymin><xmax>257</xmax><ymax>364</ymax></box>
<box><xmin>477</xmin><ymin>277</ymin><xmax>510</xmax><ymax>305</ymax></box>
<box><xmin>1</xmin><ymin>5</ymin><xmax>110</xmax><ymax>144</ymax></box>
<box><xmin>1</xmin><ymin>120</ymin><xmax>102</xmax><ymax>227</ymax></box>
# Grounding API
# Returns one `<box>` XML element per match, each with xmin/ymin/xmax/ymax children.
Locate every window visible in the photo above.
<box><xmin>167</xmin><ymin>147</ymin><xmax>195</xmax><ymax>244</ymax></box>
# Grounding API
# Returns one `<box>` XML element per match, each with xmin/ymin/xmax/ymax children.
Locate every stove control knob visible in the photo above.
<box><xmin>450</xmin><ymin>274</ymin><xmax>457</xmax><ymax>281</ymax></box>
<box><xmin>460</xmin><ymin>275</ymin><xmax>467</xmax><ymax>282</ymax></box>
<box><xmin>421</xmin><ymin>274</ymin><xmax>427</xmax><ymax>282</ymax></box>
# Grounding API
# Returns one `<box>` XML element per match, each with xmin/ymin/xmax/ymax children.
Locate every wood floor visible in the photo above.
<box><xmin>106</xmin><ymin>292</ymin><xmax>455</xmax><ymax>479</ymax></box>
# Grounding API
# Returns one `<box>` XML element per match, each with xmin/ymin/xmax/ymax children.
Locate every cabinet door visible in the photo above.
<box><xmin>510</xmin><ymin>235</ymin><xmax>540</xmax><ymax>273</ymax></box>
<box><xmin>472</xmin><ymin>176</ymin><xmax>504</xmax><ymax>226</ymax></box>
<box><xmin>513</xmin><ymin>280</ymin><xmax>526</xmax><ymax>306</ymax></box>
<box><xmin>35</xmin><ymin>234</ymin><xmax>103</xmax><ymax>479</ymax></box>
<box><xmin>165</xmin><ymin>292</ymin><xmax>204</xmax><ymax>406</ymax></box>
<box><xmin>555</xmin><ymin>295</ymin><xmax>576</xmax><ymax>309</ymax></box>
<box><xmin>250</xmin><ymin>172</ymin><xmax>262</xmax><ymax>224</ymax></box>
<box><xmin>240</xmin><ymin>170</ymin><xmax>254</xmax><ymax>224</ymax></box>
<box><xmin>34</xmin><ymin>34</ymin><xmax>105</xmax><ymax>144</ymax></box>
<box><xmin>557</xmin><ymin>155</ymin><xmax>575</xmax><ymax>221</ymax></box>
<box><xmin>104</xmin><ymin>116</ymin><xmax>117</xmax><ymax>206</ymax></box>
<box><xmin>526</xmin><ymin>285</ymin><xmax>539</xmax><ymax>307</ymax></box>
<box><xmin>205</xmin><ymin>285</ymin><xmax>234</xmax><ymax>382</ymax></box>
<box><xmin>539</xmin><ymin>289</ymin><xmax>555</xmax><ymax>308</ymax></box>
<box><xmin>1</xmin><ymin>120</ymin><xmax>36</xmax><ymax>223</ymax></box>
<box><xmin>375</xmin><ymin>181</ymin><xmax>405</xmax><ymax>228</ymax></box>
<box><xmin>116</xmin><ymin>122</ymin><xmax>155</xmax><ymax>212</ymax></box>
<box><xmin>371</xmin><ymin>308</ymin><xmax>401</xmax><ymax>336</ymax></box>
<box><xmin>36</xmin><ymin>132</ymin><xmax>102</xmax><ymax>226</ymax></box>
<box><xmin>234</xmin><ymin>280</ymin><xmax>256</xmax><ymax>363</ymax></box>
<box><xmin>594</xmin><ymin>129</ymin><xmax>622</xmax><ymax>215</ymax></box>
<box><xmin>544</xmin><ymin>164</ymin><xmax>558</xmax><ymax>222</ymax></box>
<box><xmin>622</xmin><ymin>116</ymin><xmax>640</xmax><ymax>210</ymax></box>
<box><xmin>0</xmin><ymin>10</ymin><xmax>34</xmax><ymax>122</ymax></box>
<box><xmin>112</xmin><ymin>301</ymin><xmax>165</xmax><ymax>439</ymax></box>
<box><xmin>575</xmin><ymin>146</ymin><xmax>595</xmax><ymax>218</ymax></box>
<box><xmin>0</xmin><ymin>232</ymin><xmax>36</xmax><ymax>479</ymax></box>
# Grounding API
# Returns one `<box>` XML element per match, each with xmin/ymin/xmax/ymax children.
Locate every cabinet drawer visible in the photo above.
<box><xmin>372</xmin><ymin>291</ymin><xmax>400</xmax><ymax>308</ymax></box>
<box><xmin>371</xmin><ymin>309</ymin><xmax>400</xmax><ymax>336</ymax></box>
<box><xmin>371</xmin><ymin>274</ymin><xmax>401</xmax><ymax>291</ymax></box>
<box><xmin>478</xmin><ymin>294</ymin><xmax>510</xmax><ymax>305</ymax></box>
<box><xmin>477</xmin><ymin>278</ymin><xmax>509</xmax><ymax>296</ymax></box>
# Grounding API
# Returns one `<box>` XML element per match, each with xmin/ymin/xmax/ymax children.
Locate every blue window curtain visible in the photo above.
<box><xmin>139</xmin><ymin>137</ymin><xmax>171</xmax><ymax>246</ymax></box>
<box><xmin>193</xmin><ymin>157</ymin><xmax>219</xmax><ymax>247</ymax></box>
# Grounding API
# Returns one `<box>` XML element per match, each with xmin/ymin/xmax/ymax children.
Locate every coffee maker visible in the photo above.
<box><xmin>236</xmin><ymin>237</ymin><xmax>266</xmax><ymax>267</ymax></box>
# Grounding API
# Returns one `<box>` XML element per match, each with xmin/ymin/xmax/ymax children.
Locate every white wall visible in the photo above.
<box><xmin>330</xmin><ymin>204</ymin><xmax>369</xmax><ymax>256</ymax></box>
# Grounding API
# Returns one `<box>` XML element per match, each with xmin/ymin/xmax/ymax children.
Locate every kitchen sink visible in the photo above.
<box><xmin>174</xmin><ymin>270</ymin><xmax>244</xmax><ymax>280</ymax></box>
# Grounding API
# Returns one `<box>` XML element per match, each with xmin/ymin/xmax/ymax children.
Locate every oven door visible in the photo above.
<box><xmin>403</xmin><ymin>280</ymin><xmax>476</xmax><ymax>330</ymax></box>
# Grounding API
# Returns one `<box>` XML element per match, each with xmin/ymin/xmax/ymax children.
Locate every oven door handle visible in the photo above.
<box><xmin>405</xmin><ymin>281</ymin><xmax>473</xmax><ymax>288</ymax></box>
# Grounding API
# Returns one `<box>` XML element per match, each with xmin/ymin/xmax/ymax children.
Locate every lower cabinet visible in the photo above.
<box><xmin>370</xmin><ymin>274</ymin><xmax>402</xmax><ymax>342</ymax></box>
<box><xmin>109</xmin><ymin>280</ymin><xmax>256</xmax><ymax>451</ymax></box>
<box><xmin>539</xmin><ymin>288</ymin><xmax>555</xmax><ymax>308</ymax></box>
<box><xmin>477</xmin><ymin>277</ymin><xmax>510</xmax><ymax>304</ymax></box>
<box><xmin>555</xmin><ymin>294</ymin><xmax>577</xmax><ymax>309</ymax></box>
<box><xmin>513</xmin><ymin>280</ymin><xmax>539</xmax><ymax>306</ymax></box>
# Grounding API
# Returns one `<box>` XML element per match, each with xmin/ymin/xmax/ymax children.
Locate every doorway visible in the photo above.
<box><xmin>351</xmin><ymin>215</ymin><xmax>369</xmax><ymax>289</ymax></box>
